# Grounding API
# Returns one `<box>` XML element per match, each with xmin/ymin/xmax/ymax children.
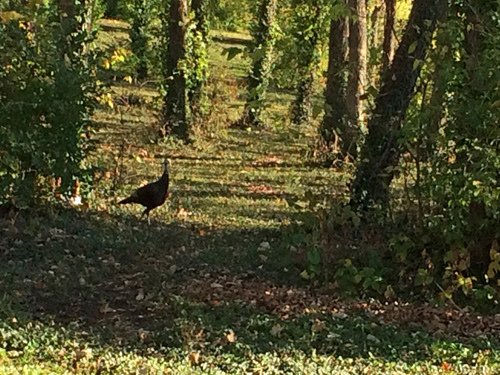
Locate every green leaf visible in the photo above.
<box><xmin>307</xmin><ymin>249</ymin><xmax>321</xmax><ymax>266</ymax></box>
<box><xmin>412</xmin><ymin>59</ymin><xmax>422</xmax><ymax>71</ymax></box>
<box><xmin>408</xmin><ymin>41</ymin><xmax>418</xmax><ymax>54</ymax></box>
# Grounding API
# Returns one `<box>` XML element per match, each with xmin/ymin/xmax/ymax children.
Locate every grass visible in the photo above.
<box><xmin>0</xmin><ymin>19</ymin><xmax>498</xmax><ymax>374</ymax></box>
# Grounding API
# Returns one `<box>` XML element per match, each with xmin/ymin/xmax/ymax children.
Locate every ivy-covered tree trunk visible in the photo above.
<box><xmin>237</xmin><ymin>0</ymin><xmax>277</xmax><ymax>127</ymax></box>
<box><xmin>189</xmin><ymin>0</ymin><xmax>209</xmax><ymax>117</ymax></box>
<box><xmin>345</xmin><ymin>0</ymin><xmax>367</xmax><ymax>158</ymax></box>
<box><xmin>381</xmin><ymin>0</ymin><xmax>396</xmax><ymax>71</ymax></box>
<box><xmin>191</xmin><ymin>0</ymin><xmax>208</xmax><ymax>40</ymax></box>
<box><xmin>162</xmin><ymin>0</ymin><xmax>189</xmax><ymax>141</ymax></box>
<box><xmin>130</xmin><ymin>0</ymin><xmax>150</xmax><ymax>79</ymax></box>
<box><xmin>368</xmin><ymin>2</ymin><xmax>383</xmax><ymax>82</ymax></box>
<box><xmin>58</xmin><ymin>0</ymin><xmax>76</xmax><ymax>37</ymax></box>
<box><xmin>425</xmin><ymin>1</ymin><xmax>449</xmax><ymax>144</ymax></box>
<box><xmin>320</xmin><ymin>9</ymin><xmax>349</xmax><ymax>161</ymax></box>
<box><xmin>290</xmin><ymin>3</ymin><xmax>322</xmax><ymax>126</ymax></box>
<box><xmin>461</xmin><ymin>3</ymin><xmax>497</xmax><ymax>272</ymax></box>
<box><xmin>104</xmin><ymin>0</ymin><xmax>119</xmax><ymax>18</ymax></box>
<box><xmin>350</xmin><ymin>0</ymin><xmax>446</xmax><ymax>210</ymax></box>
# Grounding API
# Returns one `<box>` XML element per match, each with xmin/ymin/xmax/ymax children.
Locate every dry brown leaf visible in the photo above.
<box><xmin>137</xmin><ymin>148</ymin><xmax>149</xmax><ymax>158</ymax></box>
<box><xmin>187</xmin><ymin>351</ymin><xmax>201</xmax><ymax>366</ymax></box>
<box><xmin>135</xmin><ymin>288</ymin><xmax>145</xmax><ymax>301</ymax></box>
<box><xmin>312</xmin><ymin>319</ymin><xmax>326</xmax><ymax>333</ymax></box>
<box><xmin>441</xmin><ymin>361</ymin><xmax>452</xmax><ymax>371</ymax></box>
<box><xmin>99</xmin><ymin>303</ymin><xmax>115</xmax><ymax>314</ymax></box>
<box><xmin>247</xmin><ymin>184</ymin><xmax>276</xmax><ymax>194</ymax></box>
<box><xmin>270</xmin><ymin>323</ymin><xmax>284</xmax><ymax>337</ymax></box>
<box><xmin>177</xmin><ymin>273</ymin><xmax>500</xmax><ymax>341</ymax></box>
<box><xmin>225</xmin><ymin>329</ymin><xmax>237</xmax><ymax>343</ymax></box>
<box><xmin>177</xmin><ymin>207</ymin><xmax>190</xmax><ymax>218</ymax></box>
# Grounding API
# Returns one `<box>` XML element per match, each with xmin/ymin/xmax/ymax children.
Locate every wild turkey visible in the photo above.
<box><xmin>119</xmin><ymin>159</ymin><xmax>170</xmax><ymax>223</ymax></box>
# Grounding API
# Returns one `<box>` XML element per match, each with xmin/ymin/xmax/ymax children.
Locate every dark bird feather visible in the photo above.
<box><xmin>119</xmin><ymin>159</ymin><xmax>170</xmax><ymax>223</ymax></box>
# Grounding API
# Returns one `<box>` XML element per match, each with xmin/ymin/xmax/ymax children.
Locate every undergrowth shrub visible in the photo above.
<box><xmin>287</xmin><ymin>5</ymin><xmax>499</xmax><ymax>312</ymax></box>
<box><xmin>0</xmin><ymin>4</ymin><xmax>99</xmax><ymax>206</ymax></box>
<box><xmin>287</xmin><ymin>192</ymin><xmax>498</xmax><ymax>312</ymax></box>
<box><xmin>207</xmin><ymin>0</ymin><xmax>251</xmax><ymax>32</ymax></box>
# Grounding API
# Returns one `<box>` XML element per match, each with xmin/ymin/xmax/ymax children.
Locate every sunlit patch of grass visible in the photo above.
<box><xmin>96</xmin><ymin>19</ymin><xmax>130</xmax><ymax>53</ymax></box>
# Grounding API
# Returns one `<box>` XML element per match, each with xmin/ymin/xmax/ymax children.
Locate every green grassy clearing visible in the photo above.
<box><xmin>0</xmin><ymin>19</ymin><xmax>498</xmax><ymax>374</ymax></box>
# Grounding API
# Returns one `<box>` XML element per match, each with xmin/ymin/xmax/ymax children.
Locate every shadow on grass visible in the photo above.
<box><xmin>0</xmin><ymin>207</ymin><xmax>498</xmax><ymax>371</ymax></box>
<box><xmin>211</xmin><ymin>34</ymin><xmax>252</xmax><ymax>48</ymax></box>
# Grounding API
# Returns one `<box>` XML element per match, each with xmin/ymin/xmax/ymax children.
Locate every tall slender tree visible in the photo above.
<box><xmin>191</xmin><ymin>0</ymin><xmax>208</xmax><ymax>39</ymax></box>
<box><xmin>162</xmin><ymin>0</ymin><xmax>189</xmax><ymax>141</ymax></box>
<box><xmin>381</xmin><ymin>0</ymin><xmax>396</xmax><ymax>71</ymax></box>
<box><xmin>129</xmin><ymin>0</ymin><xmax>151</xmax><ymax>79</ymax></box>
<box><xmin>237</xmin><ymin>0</ymin><xmax>277</xmax><ymax>127</ymax></box>
<box><xmin>320</xmin><ymin>7</ymin><xmax>349</xmax><ymax>159</ymax></box>
<box><xmin>189</xmin><ymin>0</ymin><xmax>209</xmax><ymax>116</ymax></box>
<box><xmin>104</xmin><ymin>0</ymin><xmax>119</xmax><ymax>18</ymax></box>
<box><xmin>350</xmin><ymin>0</ymin><xmax>447</xmax><ymax>210</ymax></box>
<box><xmin>345</xmin><ymin>0</ymin><xmax>367</xmax><ymax>157</ymax></box>
<box><xmin>459</xmin><ymin>2</ymin><xmax>497</xmax><ymax>271</ymax></box>
<box><xmin>58</xmin><ymin>0</ymin><xmax>76</xmax><ymax>37</ymax></box>
<box><xmin>425</xmin><ymin>0</ymin><xmax>449</xmax><ymax>145</ymax></box>
<box><xmin>290</xmin><ymin>1</ymin><xmax>322</xmax><ymax>126</ymax></box>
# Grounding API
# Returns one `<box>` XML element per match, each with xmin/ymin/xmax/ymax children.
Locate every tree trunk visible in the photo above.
<box><xmin>58</xmin><ymin>0</ymin><xmax>76</xmax><ymax>36</ymax></box>
<box><xmin>130</xmin><ymin>0</ymin><xmax>149</xmax><ymax>79</ymax></box>
<box><xmin>57</xmin><ymin>0</ymin><xmax>85</xmax><ymax>56</ymax></box>
<box><xmin>290</xmin><ymin>4</ymin><xmax>321</xmax><ymax>126</ymax></box>
<box><xmin>368</xmin><ymin>1</ymin><xmax>383</xmax><ymax>84</ymax></box>
<box><xmin>191</xmin><ymin>0</ymin><xmax>208</xmax><ymax>40</ymax></box>
<box><xmin>350</xmin><ymin>0</ymin><xmax>446</xmax><ymax>210</ymax></box>
<box><xmin>381</xmin><ymin>0</ymin><xmax>396</xmax><ymax>71</ymax></box>
<box><xmin>162</xmin><ymin>0</ymin><xmax>189</xmax><ymax>141</ymax></box>
<box><xmin>104</xmin><ymin>0</ymin><xmax>119</xmax><ymax>18</ymax></box>
<box><xmin>58</xmin><ymin>0</ymin><xmax>75</xmax><ymax>18</ymax></box>
<box><xmin>320</xmin><ymin>13</ymin><xmax>349</xmax><ymax>159</ymax></box>
<box><xmin>345</xmin><ymin>0</ymin><xmax>367</xmax><ymax>157</ymax></box>
<box><xmin>291</xmin><ymin>71</ymin><xmax>315</xmax><ymax>126</ymax></box>
<box><xmin>237</xmin><ymin>0</ymin><xmax>277</xmax><ymax>127</ymax></box>
<box><xmin>461</xmin><ymin>3</ymin><xmax>496</xmax><ymax>273</ymax></box>
<box><xmin>189</xmin><ymin>0</ymin><xmax>209</xmax><ymax>117</ymax></box>
<box><xmin>425</xmin><ymin>1</ymin><xmax>449</xmax><ymax>146</ymax></box>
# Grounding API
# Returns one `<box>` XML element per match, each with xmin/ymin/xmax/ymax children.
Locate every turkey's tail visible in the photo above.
<box><xmin>119</xmin><ymin>196</ymin><xmax>135</xmax><ymax>204</ymax></box>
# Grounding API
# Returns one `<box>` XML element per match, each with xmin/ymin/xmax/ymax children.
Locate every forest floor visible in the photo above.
<box><xmin>0</xmin><ymin>19</ymin><xmax>499</xmax><ymax>374</ymax></box>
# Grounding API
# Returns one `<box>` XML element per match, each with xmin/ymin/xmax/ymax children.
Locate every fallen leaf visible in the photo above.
<box><xmin>258</xmin><ymin>241</ymin><xmax>271</xmax><ymax>251</ymax></box>
<box><xmin>168</xmin><ymin>265</ymin><xmax>178</xmax><ymax>275</ymax></box>
<box><xmin>187</xmin><ymin>351</ymin><xmax>201</xmax><ymax>366</ymax></box>
<box><xmin>270</xmin><ymin>323</ymin><xmax>284</xmax><ymax>337</ymax></box>
<box><xmin>136</xmin><ymin>288</ymin><xmax>145</xmax><ymax>301</ymax></box>
<box><xmin>225</xmin><ymin>329</ymin><xmax>237</xmax><ymax>343</ymax></box>
<box><xmin>366</xmin><ymin>334</ymin><xmax>381</xmax><ymax>345</ymax></box>
<box><xmin>137</xmin><ymin>148</ymin><xmax>149</xmax><ymax>158</ymax></box>
<box><xmin>248</xmin><ymin>185</ymin><xmax>276</xmax><ymax>195</ymax></box>
<box><xmin>177</xmin><ymin>207</ymin><xmax>190</xmax><ymax>218</ymax></box>
<box><xmin>312</xmin><ymin>319</ymin><xmax>326</xmax><ymax>333</ymax></box>
<box><xmin>299</xmin><ymin>270</ymin><xmax>310</xmax><ymax>280</ymax></box>
<box><xmin>137</xmin><ymin>328</ymin><xmax>150</xmax><ymax>343</ymax></box>
<box><xmin>441</xmin><ymin>361</ymin><xmax>452</xmax><ymax>371</ymax></box>
<box><xmin>99</xmin><ymin>303</ymin><xmax>115</xmax><ymax>314</ymax></box>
